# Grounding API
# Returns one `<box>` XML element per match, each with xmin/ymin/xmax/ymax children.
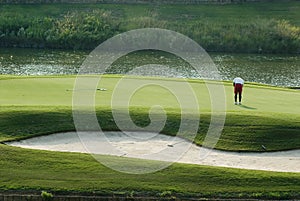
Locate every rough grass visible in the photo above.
<box><xmin>1</xmin><ymin>2</ymin><xmax>300</xmax><ymax>52</ymax></box>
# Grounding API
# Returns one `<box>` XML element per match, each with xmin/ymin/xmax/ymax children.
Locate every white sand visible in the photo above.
<box><xmin>6</xmin><ymin>131</ymin><xmax>300</xmax><ymax>173</ymax></box>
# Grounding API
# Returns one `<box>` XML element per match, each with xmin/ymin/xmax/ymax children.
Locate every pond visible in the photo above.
<box><xmin>0</xmin><ymin>48</ymin><xmax>299</xmax><ymax>87</ymax></box>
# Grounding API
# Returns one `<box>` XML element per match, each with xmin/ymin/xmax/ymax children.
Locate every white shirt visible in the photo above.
<box><xmin>233</xmin><ymin>77</ymin><xmax>244</xmax><ymax>85</ymax></box>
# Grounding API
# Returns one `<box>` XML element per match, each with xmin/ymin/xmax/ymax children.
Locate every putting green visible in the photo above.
<box><xmin>0</xmin><ymin>75</ymin><xmax>299</xmax><ymax>151</ymax></box>
<box><xmin>0</xmin><ymin>76</ymin><xmax>299</xmax><ymax>113</ymax></box>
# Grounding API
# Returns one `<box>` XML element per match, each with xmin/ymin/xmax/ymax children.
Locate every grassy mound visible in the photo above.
<box><xmin>0</xmin><ymin>75</ymin><xmax>299</xmax><ymax>151</ymax></box>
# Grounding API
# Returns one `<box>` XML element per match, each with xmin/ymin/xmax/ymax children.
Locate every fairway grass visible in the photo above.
<box><xmin>0</xmin><ymin>75</ymin><xmax>299</xmax><ymax>199</ymax></box>
<box><xmin>0</xmin><ymin>144</ymin><xmax>299</xmax><ymax>199</ymax></box>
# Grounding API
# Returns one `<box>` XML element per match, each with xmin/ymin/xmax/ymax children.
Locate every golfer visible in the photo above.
<box><xmin>233</xmin><ymin>77</ymin><xmax>244</xmax><ymax>105</ymax></box>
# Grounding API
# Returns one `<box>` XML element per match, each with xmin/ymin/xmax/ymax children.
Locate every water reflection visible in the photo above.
<box><xmin>0</xmin><ymin>48</ymin><xmax>84</xmax><ymax>75</ymax></box>
<box><xmin>0</xmin><ymin>48</ymin><xmax>299</xmax><ymax>87</ymax></box>
<box><xmin>212</xmin><ymin>53</ymin><xmax>300</xmax><ymax>87</ymax></box>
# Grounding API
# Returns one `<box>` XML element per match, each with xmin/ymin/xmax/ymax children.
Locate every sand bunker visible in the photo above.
<box><xmin>6</xmin><ymin>131</ymin><xmax>300</xmax><ymax>173</ymax></box>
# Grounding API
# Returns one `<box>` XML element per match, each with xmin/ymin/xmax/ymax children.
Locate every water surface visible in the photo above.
<box><xmin>0</xmin><ymin>48</ymin><xmax>299</xmax><ymax>87</ymax></box>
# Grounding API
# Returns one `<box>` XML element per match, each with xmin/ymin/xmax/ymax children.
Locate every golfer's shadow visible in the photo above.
<box><xmin>238</xmin><ymin>104</ymin><xmax>257</xmax><ymax>110</ymax></box>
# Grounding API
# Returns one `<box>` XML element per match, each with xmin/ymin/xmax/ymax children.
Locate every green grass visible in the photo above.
<box><xmin>0</xmin><ymin>144</ymin><xmax>299</xmax><ymax>199</ymax></box>
<box><xmin>1</xmin><ymin>2</ymin><xmax>300</xmax><ymax>52</ymax></box>
<box><xmin>1</xmin><ymin>2</ymin><xmax>300</xmax><ymax>25</ymax></box>
<box><xmin>0</xmin><ymin>75</ymin><xmax>299</xmax><ymax>151</ymax></box>
<box><xmin>157</xmin><ymin>2</ymin><xmax>300</xmax><ymax>25</ymax></box>
<box><xmin>0</xmin><ymin>75</ymin><xmax>299</xmax><ymax>198</ymax></box>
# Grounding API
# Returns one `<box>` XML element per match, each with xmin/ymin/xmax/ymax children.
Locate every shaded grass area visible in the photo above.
<box><xmin>0</xmin><ymin>144</ymin><xmax>299</xmax><ymax>199</ymax></box>
<box><xmin>1</xmin><ymin>2</ymin><xmax>300</xmax><ymax>53</ymax></box>
<box><xmin>0</xmin><ymin>106</ymin><xmax>74</xmax><ymax>142</ymax></box>
<box><xmin>215</xmin><ymin>112</ymin><xmax>300</xmax><ymax>151</ymax></box>
<box><xmin>1</xmin><ymin>106</ymin><xmax>299</xmax><ymax>151</ymax></box>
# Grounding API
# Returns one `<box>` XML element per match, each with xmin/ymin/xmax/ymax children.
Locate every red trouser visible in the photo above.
<box><xmin>234</xmin><ymin>83</ymin><xmax>243</xmax><ymax>102</ymax></box>
<box><xmin>234</xmin><ymin>83</ymin><xmax>243</xmax><ymax>94</ymax></box>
